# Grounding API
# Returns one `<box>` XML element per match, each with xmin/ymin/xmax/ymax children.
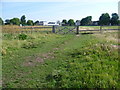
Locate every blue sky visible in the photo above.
<box><xmin>1</xmin><ymin>0</ymin><xmax>119</xmax><ymax>22</ymax></box>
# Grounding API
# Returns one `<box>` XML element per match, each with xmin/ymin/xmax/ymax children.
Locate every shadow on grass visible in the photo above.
<box><xmin>80</xmin><ymin>32</ymin><xmax>94</xmax><ymax>35</ymax></box>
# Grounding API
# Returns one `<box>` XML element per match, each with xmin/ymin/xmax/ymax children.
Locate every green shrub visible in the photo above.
<box><xmin>18</xmin><ymin>33</ymin><xmax>27</xmax><ymax>40</ymax></box>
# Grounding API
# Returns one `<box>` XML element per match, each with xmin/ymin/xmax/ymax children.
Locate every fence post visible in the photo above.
<box><xmin>76</xmin><ymin>26</ymin><xmax>79</xmax><ymax>34</ymax></box>
<box><xmin>100</xmin><ymin>26</ymin><xmax>102</xmax><ymax>33</ymax></box>
<box><xmin>32</xmin><ymin>26</ymin><xmax>34</xmax><ymax>34</ymax></box>
<box><xmin>52</xmin><ymin>25</ymin><xmax>55</xmax><ymax>33</ymax></box>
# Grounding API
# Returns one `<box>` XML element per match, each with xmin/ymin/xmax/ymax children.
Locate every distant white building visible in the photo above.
<box><xmin>38</xmin><ymin>21</ymin><xmax>47</xmax><ymax>26</ymax></box>
<box><xmin>75</xmin><ymin>20</ymin><xmax>80</xmax><ymax>26</ymax></box>
<box><xmin>92</xmin><ymin>21</ymin><xmax>99</xmax><ymax>26</ymax></box>
<box><xmin>47</xmin><ymin>22</ymin><xmax>59</xmax><ymax>26</ymax></box>
<box><xmin>38</xmin><ymin>21</ymin><xmax>60</xmax><ymax>26</ymax></box>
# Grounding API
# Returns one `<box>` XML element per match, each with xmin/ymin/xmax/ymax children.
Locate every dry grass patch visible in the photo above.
<box><xmin>93</xmin><ymin>31</ymin><xmax>118</xmax><ymax>42</ymax></box>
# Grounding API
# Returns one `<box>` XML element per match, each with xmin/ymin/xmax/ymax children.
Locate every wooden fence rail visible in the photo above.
<box><xmin>52</xmin><ymin>26</ymin><xmax>120</xmax><ymax>34</ymax></box>
<box><xmin>2</xmin><ymin>25</ymin><xmax>120</xmax><ymax>34</ymax></box>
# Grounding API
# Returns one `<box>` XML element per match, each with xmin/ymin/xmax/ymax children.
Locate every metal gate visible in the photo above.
<box><xmin>53</xmin><ymin>26</ymin><xmax>77</xmax><ymax>34</ymax></box>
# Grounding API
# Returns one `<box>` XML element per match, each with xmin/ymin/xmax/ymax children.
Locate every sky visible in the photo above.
<box><xmin>1</xmin><ymin>0</ymin><xmax>119</xmax><ymax>22</ymax></box>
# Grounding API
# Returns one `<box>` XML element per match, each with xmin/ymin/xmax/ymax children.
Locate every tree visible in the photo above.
<box><xmin>10</xmin><ymin>18</ymin><xmax>20</xmax><ymax>25</ymax></box>
<box><xmin>110</xmin><ymin>13</ymin><xmax>119</xmax><ymax>25</ymax></box>
<box><xmin>27</xmin><ymin>20</ymin><xmax>33</xmax><ymax>26</ymax></box>
<box><xmin>34</xmin><ymin>20</ymin><xmax>39</xmax><ymax>25</ymax></box>
<box><xmin>0</xmin><ymin>17</ymin><xmax>4</xmax><ymax>25</ymax></box>
<box><xmin>5</xmin><ymin>19</ymin><xmax>11</xmax><ymax>25</ymax></box>
<box><xmin>119</xmin><ymin>20</ymin><xmax>120</xmax><ymax>25</ymax></box>
<box><xmin>62</xmin><ymin>19</ymin><xmax>67</xmax><ymax>26</ymax></box>
<box><xmin>80</xmin><ymin>18</ymin><xmax>86</xmax><ymax>26</ymax></box>
<box><xmin>99</xmin><ymin>13</ymin><xmax>110</xmax><ymax>25</ymax></box>
<box><xmin>80</xmin><ymin>16</ymin><xmax>92</xmax><ymax>26</ymax></box>
<box><xmin>20</xmin><ymin>15</ymin><xmax>26</xmax><ymax>26</ymax></box>
<box><xmin>68</xmin><ymin>19</ymin><xmax>75</xmax><ymax>26</ymax></box>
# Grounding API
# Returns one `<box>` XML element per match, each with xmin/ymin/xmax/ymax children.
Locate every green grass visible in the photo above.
<box><xmin>2</xmin><ymin>30</ymin><xmax>119</xmax><ymax>88</ymax></box>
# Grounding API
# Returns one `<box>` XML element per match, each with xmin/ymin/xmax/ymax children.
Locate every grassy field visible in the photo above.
<box><xmin>1</xmin><ymin>26</ymin><xmax>119</xmax><ymax>88</ymax></box>
<box><xmin>79</xmin><ymin>26</ymin><xmax>119</xmax><ymax>30</ymax></box>
<box><xmin>2</xmin><ymin>25</ymin><xmax>52</xmax><ymax>33</ymax></box>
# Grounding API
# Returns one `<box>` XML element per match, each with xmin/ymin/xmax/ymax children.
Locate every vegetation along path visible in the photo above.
<box><xmin>2</xmin><ymin>31</ymin><xmax>119</xmax><ymax>88</ymax></box>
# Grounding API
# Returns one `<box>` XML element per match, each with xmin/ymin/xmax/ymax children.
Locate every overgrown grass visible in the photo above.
<box><xmin>46</xmin><ymin>43</ymin><xmax>118</xmax><ymax>88</ymax></box>
<box><xmin>2</xmin><ymin>30</ymin><xmax>119</xmax><ymax>88</ymax></box>
<box><xmin>80</xmin><ymin>26</ymin><xmax>119</xmax><ymax>30</ymax></box>
<box><xmin>2</xmin><ymin>25</ymin><xmax>52</xmax><ymax>33</ymax></box>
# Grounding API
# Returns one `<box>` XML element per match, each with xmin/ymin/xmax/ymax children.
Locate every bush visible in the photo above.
<box><xmin>18</xmin><ymin>33</ymin><xmax>27</xmax><ymax>40</ymax></box>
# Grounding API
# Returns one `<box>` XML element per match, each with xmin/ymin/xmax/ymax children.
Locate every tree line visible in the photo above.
<box><xmin>0</xmin><ymin>15</ymin><xmax>39</xmax><ymax>26</ymax></box>
<box><xmin>62</xmin><ymin>13</ymin><xmax>119</xmax><ymax>26</ymax></box>
<box><xmin>0</xmin><ymin>13</ymin><xmax>119</xmax><ymax>26</ymax></box>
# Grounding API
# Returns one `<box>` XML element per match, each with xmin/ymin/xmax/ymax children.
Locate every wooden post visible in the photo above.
<box><xmin>100</xmin><ymin>26</ymin><xmax>102</xmax><ymax>33</ymax></box>
<box><xmin>32</xmin><ymin>27</ymin><xmax>34</xmax><ymax>34</ymax></box>
<box><xmin>52</xmin><ymin>25</ymin><xmax>55</xmax><ymax>33</ymax></box>
<box><xmin>76</xmin><ymin>26</ymin><xmax>79</xmax><ymax>34</ymax></box>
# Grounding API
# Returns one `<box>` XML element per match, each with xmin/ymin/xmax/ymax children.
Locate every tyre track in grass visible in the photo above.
<box><xmin>2</xmin><ymin>35</ymin><xmax>76</xmax><ymax>88</ymax></box>
<box><xmin>22</xmin><ymin>35</ymin><xmax>77</xmax><ymax>67</ymax></box>
<box><xmin>2</xmin><ymin>34</ymin><xmax>73</xmax><ymax>88</ymax></box>
<box><xmin>3</xmin><ymin>34</ymin><xmax>94</xmax><ymax>88</ymax></box>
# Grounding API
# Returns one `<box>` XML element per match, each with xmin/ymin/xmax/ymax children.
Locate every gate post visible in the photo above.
<box><xmin>76</xmin><ymin>26</ymin><xmax>79</xmax><ymax>34</ymax></box>
<box><xmin>52</xmin><ymin>25</ymin><xmax>55</xmax><ymax>33</ymax></box>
